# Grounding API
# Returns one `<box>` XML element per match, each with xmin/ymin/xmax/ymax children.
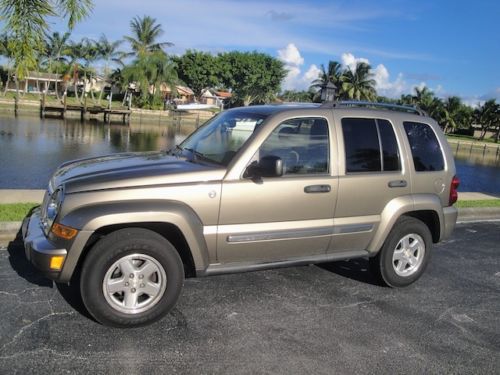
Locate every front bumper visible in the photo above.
<box><xmin>22</xmin><ymin>208</ymin><xmax>67</xmax><ymax>281</ymax></box>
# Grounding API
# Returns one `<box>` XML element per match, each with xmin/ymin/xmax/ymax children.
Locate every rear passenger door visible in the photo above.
<box><xmin>329</xmin><ymin>113</ymin><xmax>410</xmax><ymax>253</ymax></box>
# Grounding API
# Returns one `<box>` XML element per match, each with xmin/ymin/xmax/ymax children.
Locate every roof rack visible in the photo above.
<box><xmin>320</xmin><ymin>100</ymin><xmax>427</xmax><ymax>116</ymax></box>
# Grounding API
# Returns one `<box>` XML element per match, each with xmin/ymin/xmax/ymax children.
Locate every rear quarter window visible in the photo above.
<box><xmin>403</xmin><ymin>122</ymin><xmax>444</xmax><ymax>172</ymax></box>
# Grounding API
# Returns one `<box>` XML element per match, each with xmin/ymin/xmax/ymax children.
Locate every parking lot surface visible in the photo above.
<box><xmin>1</xmin><ymin>221</ymin><xmax>499</xmax><ymax>374</ymax></box>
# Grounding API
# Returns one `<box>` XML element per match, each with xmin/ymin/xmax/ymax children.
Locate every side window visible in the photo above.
<box><xmin>258</xmin><ymin>117</ymin><xmax>330</xmax><ymax>175</ymax></box>
<box><xmin>342</xmin><ymin>118</ymin><xmax>380</xmax><ymax>172</ymax></box>
<box><xmin>342</xmin><ymin>118</ymin><xmax>401</xmax><ymax>173</ymax></box>
<box><xmin>378</xmin><ymin>119</ymin><xmax>401</xmax><ymax>171</ymax></box>
<box><xmin>403</xmin><ymin>122</ymin><xmax>444</xmax><ymax>172</ymax></box>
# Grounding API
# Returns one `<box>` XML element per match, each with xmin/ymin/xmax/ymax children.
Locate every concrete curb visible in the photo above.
<box><xmin>2</xmin><ymin>207</ymin><xmax>499</xmax><ymax>247</ymax></box>
<box><xmin>456</xmin><ymin>207</ymin><xmax>500</xmax><ymax>223</ymax></box>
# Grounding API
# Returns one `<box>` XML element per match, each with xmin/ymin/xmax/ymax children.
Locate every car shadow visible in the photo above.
<box><xmin>7</xmin><ymin>229</ymin><xmax>53</xmax><ymax>288</ymax></box>
<box><xmin>318</xmin><ymin>258</ymin><xmax>384</xmax><ymax>286</ymax></box>
<box><xmin>7</xmin><ymin>228</ymin><xmax>95</xmax><ymax>321</ymax></box>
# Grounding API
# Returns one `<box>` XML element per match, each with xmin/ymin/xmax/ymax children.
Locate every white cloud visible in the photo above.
<box><xmin>341</xmin><ymin>53</ymin><xmax>409</xmax><ymax>98</ymax></box>
<box><xmin>341</xmin><ymin>53</ymin><xmax>370</xmax><ymax>72</ymax></box>
<box><xmin>278</xmin><ymin>43</ymin><xmax>304</xmax><ymax>67</ymax></box>
<box><xmin>304</xmin><ymin>64</ymin><xmax>321</xmax><ymax>82</ymax></box>
<box><xmin>278</xmin><ymin>44</ymin><xmax>319</xmax><ymax>91</ymax></box>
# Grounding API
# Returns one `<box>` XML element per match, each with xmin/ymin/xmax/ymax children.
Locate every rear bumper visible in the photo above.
<box><xmin>22</xmin><ymin>208</ymin><xmax>67</xmax><ymax>281</ymax></box>
<box><xmin>442</xmin><ymin>206</ymin><xmax>458</xmax><ymax>241</ymax></box>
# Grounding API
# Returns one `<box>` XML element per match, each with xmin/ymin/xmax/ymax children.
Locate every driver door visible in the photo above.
<box><xmin>216</xmin><ymin>116</ymin><xmax>338</xmax><ymax>264</ymax></box>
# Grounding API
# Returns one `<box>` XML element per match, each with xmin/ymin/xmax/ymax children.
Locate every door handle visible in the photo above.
<box><xmin>388</xmin><ymin>180</ymin><xmax>407</xmax><ymax>188</ymax></box>
<box><xmin>304</xmin><ymin>184</ymin><xmax>331</xmax><ymax>193</ymax></box>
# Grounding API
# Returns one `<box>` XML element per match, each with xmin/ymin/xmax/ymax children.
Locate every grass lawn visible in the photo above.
<box><xmin>455</xmin><ymin>199</ymin><xmax>500</xmax><ymax>208</ymax></box>
<box><xmin>0</xmin><ymin>203</ymin><xmax>38</xmax><ymax>222</ymax></box>
<box><xmin>446</xmin><ymin>134</ymin><xmax>498</xmax><ymax>144</ymax></box>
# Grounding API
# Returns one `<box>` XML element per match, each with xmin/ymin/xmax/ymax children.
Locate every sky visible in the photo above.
<box><xmin>4</xmin><ymin>0</ymin><xmax>500</xmax><ymax>104</ymax></box>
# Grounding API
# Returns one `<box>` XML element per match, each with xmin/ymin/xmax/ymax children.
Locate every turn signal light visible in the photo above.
<box><xmin>51</xmin><ymin>223</ymin><xmax>78</xmax><ymax>240</ymax></box>
<box><xmin>50</xmin><ymin>255</ymin><xmax>65</xmax><ymax>270</ymax></box>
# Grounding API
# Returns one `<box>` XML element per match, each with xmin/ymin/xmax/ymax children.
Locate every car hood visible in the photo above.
<box><xmin>51</xmin><ymin>152</ymin><xmax>226</xmax><ymax>194</ymax></box>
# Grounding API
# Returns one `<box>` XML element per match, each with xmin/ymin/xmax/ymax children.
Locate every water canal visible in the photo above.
<box><xmin>0</xmin><ymin>115</ymin><xmax>499</xmax><ymax>193</ymax></box>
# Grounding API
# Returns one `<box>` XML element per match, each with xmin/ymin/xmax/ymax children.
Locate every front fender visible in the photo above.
<box><xmin>59</xmin><ymin>200</ymin><xmax>210</xmax><ymax>280</ymax></box>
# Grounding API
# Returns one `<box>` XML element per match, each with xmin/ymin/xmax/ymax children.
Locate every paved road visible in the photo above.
<box><xmin>1</xmin><ymin>222</ymin><xmax>499</xmax><ymax>374</ymax></box>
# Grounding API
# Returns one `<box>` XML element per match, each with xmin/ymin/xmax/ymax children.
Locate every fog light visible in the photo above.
<box><xmin>51</xmin><ymin>223</ymin><xmax>78</xmax><ymax>240</ymax></box>
<box><xmin>50</xmin><ymin>255</ymin><xmax>65</xmax><ymax>270</ymax></box>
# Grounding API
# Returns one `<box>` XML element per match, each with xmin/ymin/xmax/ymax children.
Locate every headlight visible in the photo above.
<box><xmin>43</xmin><ymin>188</ymin><xmax>63</xmax><ymax>234</ymax></box>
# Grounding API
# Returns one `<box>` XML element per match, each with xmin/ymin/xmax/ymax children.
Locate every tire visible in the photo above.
<box><xmin>80</xmin><ymin>228</ymin><xmax>184</xmax><ymax>327</ymax></box>
<box><xmin>369</xmin><ymin>216</ymin><xmax>432</xmax><ymax>287</ymax></box>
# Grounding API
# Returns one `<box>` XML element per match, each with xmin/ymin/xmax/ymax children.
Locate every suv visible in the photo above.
<box><xmin>22</xmin><ymin>102</ymin><xmax>459</xmax><ymax>327</ymax></box>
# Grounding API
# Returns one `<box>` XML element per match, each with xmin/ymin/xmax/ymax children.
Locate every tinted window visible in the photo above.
<box><xmin>378</xmin><ymin>119</ymin><xmax>401</xmax><ymax>171</ymax></box>
<box><xmin>258</xmin><ymin>117</ymin><xmax>329</xmax><ymax>175</ymax></box>
<box><xmin>342</xmin><ymin>118</ymin><xmax>381</xmax><ymax>172</ymax></box>
<box><xmin>404</xmin><ymin>122</ymin><xmax>444</xmax><ymax>171</ymax></box>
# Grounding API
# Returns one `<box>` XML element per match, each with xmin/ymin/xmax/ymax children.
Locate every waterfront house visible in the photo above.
<box><xmin>6</xmin><ymin>72</ymin><xmax>63</xmax><ymax>94</ymax></box>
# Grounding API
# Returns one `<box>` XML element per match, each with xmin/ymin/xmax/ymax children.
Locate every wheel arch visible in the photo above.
<box><xmin>59</xmin><ymin>200</ymin><xmax>210</xmax><ymax>282</ymax></box>
<box><xmin>367</xmin><ymin>194</ymin><xmax>444</xmax><ymax>253</ymax></box>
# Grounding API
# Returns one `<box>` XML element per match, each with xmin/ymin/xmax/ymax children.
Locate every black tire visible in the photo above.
<box><xmin>80</xmin><ymin>228</ymin><xmax>184</xmax><ymax>327</ymax></box>
<box><xmin>369</xmin><ymin>216</ymin><xmax>432</xmax><ymax>288</ymax></box>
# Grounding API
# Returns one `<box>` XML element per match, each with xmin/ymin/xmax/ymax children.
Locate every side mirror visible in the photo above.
<box><xmin>245</xmin><ymin>155</ymin><xmax>283</xmax><ymax>178</ymax></box>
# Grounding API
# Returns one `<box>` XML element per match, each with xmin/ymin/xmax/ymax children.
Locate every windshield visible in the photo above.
<box><xmin>178</xmin><ymin>110</ymin><xmax>267</xmax><ymax>165</ymax></box>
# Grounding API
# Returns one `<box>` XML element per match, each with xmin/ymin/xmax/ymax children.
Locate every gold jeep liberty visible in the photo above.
<box><xmin>22</xmin><ymin>101</ymin><xmax>459</xmax><ymax>327</ymax></box>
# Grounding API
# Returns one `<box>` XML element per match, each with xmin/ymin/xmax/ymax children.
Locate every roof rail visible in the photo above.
<box><xmin>320</xmin><ymin>100</ymin><xmax>427</xmax><ymax>116</ymax></box>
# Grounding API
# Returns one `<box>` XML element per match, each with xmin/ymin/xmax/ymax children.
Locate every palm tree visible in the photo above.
<box><xmin>412</xmin><ymin>86</ymin><xmax>434</xmax><ymax>111</ymax></box>
<box><xmin>1</xmin><ymin>0</ymin><xmax>92</xmax><ymax>80</ymax></box>
<box><xmin>340</xmin><ymin>62</ymin><xmax>377</xmax><ymax>101</ymax></box>
<box><xmin>440</xmin><ymin>96</ymin><xmax>462</xmax><ymax>134</ymax></box>
<box><xmin>474</xmin><ymin>99</ymin><xmax>500</xmax><ymax>141</ymax></box>
<box><xmin>80</xmin><ymin>39</ymin><xmax>100</xmax><ymax>103</ymax></box>
<box><xmin>122</xmin><ymin>50</ymin><xmax>177</xmax><ymax>108</ymax></box>
<box><xmin>96</xmin><ymin>34</ymin><xmax>124</xmax><ymax>103</ymax></box>
<box><xmin>124</xmin><ymin>16</ymin><xmax>173</xmax><ymax>57</ymax></box>
<box><xmin>0</xmin><ymin>33</ymin><xmax>14</xmax><ymax>95</ymax></box>
<box><xmin>309</xmin><ymin>60</ymin><xmax>343</xmax><ymax>100</ymax></box>
<box><xmin>42</xmin><ymin>31</ymin><xmax>71</xmax><ymax>98</ymax></box>
<box><xmin>67</xmin><ymin>40</ymin><xmax>87</xmax><ymax>101</ymax></box>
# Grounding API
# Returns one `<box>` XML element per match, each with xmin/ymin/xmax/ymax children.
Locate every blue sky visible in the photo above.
<box><xmin>6</xmin><ymin>0</ymin><xmax>500</xmax><ymax>103</ymax></box>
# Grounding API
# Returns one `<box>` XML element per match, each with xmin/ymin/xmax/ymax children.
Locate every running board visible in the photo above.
<box><xmin>198</xmin><ymin>250</ymin><xmax>369</xmax><ymax>277</ymax></box>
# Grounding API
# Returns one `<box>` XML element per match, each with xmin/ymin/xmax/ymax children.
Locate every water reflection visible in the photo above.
<box><xmin>0</xmin><ymin>115</ymin><xmax>197</xmax><ymax>188</ymax></box>
<box><xmin>0</xmin><ymin>114</ymin><xmax>499</xmax><ymax>192</ymax></box>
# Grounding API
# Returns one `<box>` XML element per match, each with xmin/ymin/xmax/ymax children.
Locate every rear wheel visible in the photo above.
<box><xmin>370</xmin><ymin>216</ymin><xmax>432</xmax><ymax>287</ymax></box>
<box><xmin>80</xmin><ymin>228</ymin><xmax>184</xmax><ymax>327</ymax></box>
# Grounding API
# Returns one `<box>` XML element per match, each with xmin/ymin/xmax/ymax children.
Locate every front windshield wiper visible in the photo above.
<box><xmin>171</xmin><ymin>145</ymin><xmax>220</xmax><ymax>165</ymax></box>
<box><xmin>183</xmin><ymin>147</ymin><xmax>209</xmax><ymax>162</ymax></box>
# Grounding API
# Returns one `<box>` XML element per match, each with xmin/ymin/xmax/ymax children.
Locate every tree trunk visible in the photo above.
<box><xmin>55</xmin><ymin>65</ymin><xmax>60</xmax><ymax>100</ymax></box>
<box><xmin>2</xmin><ymin>71</ymin><xmax>10</xmax><ymax>96</ymax></box>
<box><xmin>14</xmin><ymin>78</ymin><xmax>19</xmax><ymax>116</ymax></box>
<box><xmin>89</xmin><ymin>72</ymin><xmax>96</xmax><ymax>104</ymax></box>
<box><xmin>73</xmin><ymin>64</ymin><xmax>80</xmax><ymax>102</ymax></box>
<box><xmin>495</xmin><ymin>126</ymin><xmax>500</xmax><ymax>143</ymax></box>
<box><xmin>479</xmin><ymin>128</ymin><xmax>487</xmax><ymax>141</ymax></box>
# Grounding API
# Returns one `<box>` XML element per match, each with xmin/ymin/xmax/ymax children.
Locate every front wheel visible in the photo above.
<box><xmin>370</xmin><ymin>216</ymin><xmax>432</xmax><ymax>287</ymax></box>
<box><xmin>80</xmin><ymin>228</ymin><xmax>184</xmax><ymax>327</ymax></box>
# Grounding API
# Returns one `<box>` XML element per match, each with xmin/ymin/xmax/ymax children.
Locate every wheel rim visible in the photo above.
<box><xmin>102</xmin><ymin>253</ymin><xmax>167</xmax><ymax>315</ymax></box>
<box><xmin>392</xmin><ymin>233</ymin><xmax>425</xmax><ymax>277</ymax></box>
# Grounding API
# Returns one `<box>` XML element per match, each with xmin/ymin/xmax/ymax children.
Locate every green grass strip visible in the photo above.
<box><xmin>456</xmin><ymin>199</ymin><xmax>500</xmax><ymax>208</ymax></box>
<box><xmin>0</xmin><ymin>203</ymin><xmax>38</xmax><ymax>221</ymax></box>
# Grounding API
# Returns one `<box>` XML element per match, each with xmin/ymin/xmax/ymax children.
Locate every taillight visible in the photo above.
<box><xmin>449</xmin><ymin>175</ymin><xmax>460</xmax><ymax>205</ymax></box>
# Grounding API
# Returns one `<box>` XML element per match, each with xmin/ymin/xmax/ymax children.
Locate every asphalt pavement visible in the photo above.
<box><xmin>0</xmin><ymin>221</ymin><xmax>499</xmax><ymax>374</ymax></box>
